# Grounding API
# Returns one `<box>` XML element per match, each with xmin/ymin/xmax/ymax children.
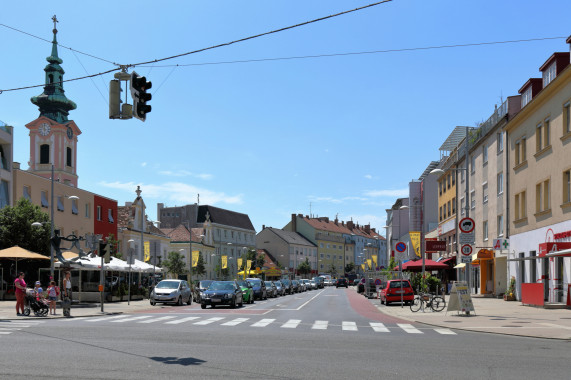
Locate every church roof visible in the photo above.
<box><xmin>197</xmin><ymin>205</ymin><xmax>255</xmax><ymax>231</ymax></box>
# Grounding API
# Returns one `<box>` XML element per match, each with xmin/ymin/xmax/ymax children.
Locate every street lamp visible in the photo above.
<box><xmin>32</xmin><ymin>194</ymin><xmax>79</xmax><ymax>279</ymax></box>
<box><xmin>127</xmin><ymin>239</ymin><xmax>135</xmax><ymax>305</ymax></box>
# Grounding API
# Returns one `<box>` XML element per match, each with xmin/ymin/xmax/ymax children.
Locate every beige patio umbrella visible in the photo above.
<box><xmin>0</xmin><ymin>245</ymin><xmax>49</xmax><ymax>275</ymax></box>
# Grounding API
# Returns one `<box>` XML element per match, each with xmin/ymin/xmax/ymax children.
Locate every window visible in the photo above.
<box><xmin>320</xmin><ymin>243</ymin><xmax>324</xmax><ymax>248</ymax></box>
<box><xmin>460</xmin><ymin>197</ymin><xmax>465</xmax><ymax>216</ymax></box>
<box><xmin>447</xmin><ymin>174</ymin><xmax>451</xmax><ymax>189</ymax></box>
<box><xmin>497</xmin><ymin>172</ymin><xmax>504</xmax><ymax>195</ymax></box>
<box><xmin>461</xmin><ymin>168</ymin><xmax>465</xmax><ymax>183</ymax></box>
<box><xmin>543</xmin><ymin>62</ymin><xmax>556</xmax><ymax>87</ymax></box>
<box><xmin>108</xmin><ymin>209</ymin><xmax>114</xmax><ymax>223</ymax></box>
<box><xmin>536</xmin><ymin>120</ymin><xmax>550</xmax><ymax>152</ymax></box>
<box><xmin>40</xmin><ymin>144</ymin><xmax>50</xmax><ymax>164</ymax></box>
<box><xmin>72</xmin><ymin>199</ymin><xmax>78</xmax><ymax>215</ymax></box>
<box><xmin>483</xmin><ymin>145</ymin><xmax>488</xmax><ymax>164</ymax></box>
<box><xmin>535</xmin><ymin>179</ymin><xmax>550</xmax><ymax>214</ymax></box>
<box><xmin>515</xmin><ymin>190</ymin><xmax>527</xmax><ymax>221</ymax></box>
<box><xmin>57</xmin><ymin>196</ymin><xmax>64</xmax><ymax>211</ymax></box>
<box><xmin>515</xmin><ymin>137</ymin><xmax>527</xmax><ymax>166</ymax></box>
<box><xmin>85</xmin><ymin>203</ymin><xmax>90</xmax><ymax>218</ymax></box>
<box><xmin>522</xmin><ymin>87</ymin><xmax>532</xmax><ymax>107</ymax></box>
<box><xmin>327</xmin><ymin>255</ymin><xmax>330</xmax><ymax>259</ymax></box>
<box><xmin>470</xmin><ymin>190</ymin><xmax>476</xmax><ymax>209</ymax></box>
<box><xmin>497</xmin><ymin>132</ymin><xmax>504</xmax><ymax>153</ymax></box>
<box><xmin>452</xmin><ymin>197</ymin><xmax>456</xmax><ymax>214</ymax></box>
<box><xmin>564</xmin><ymin>102</ymin><xmax>570</xmax><ymax>134</ymax></box>
<box><xmin>452</xmin><ymin>172</ymin><xmax>455</xmax><ymax>186</ymax></box>
<box><xmin>447</xmin><ymin>200</ymin><xmax>451</xmax><ymax>217</ymax></box>
<box><xmin>320</xmin><ymin>253</ymin><xmax>324</xmax><ymax>258</ymax></box>
<box><xmin>443</xmin><ymin>204</ymin><xmax>446</xmax><ymax>219</ymax></box>
<box><xmin>339</xmin><ymin>255</ymin><xmax>342</xmax><ymax>260</ymax></box>
<box><xmin>483</xmin><ymin>183</ymin><xmax>488</xmax><ymax>203</ymax></box>
<box><xmin>483</xmin><ymin>221</ymin><xmax>488</xmax><ymax>241</ymax></box>
<box><xmin>97</xmin><ymin>205</ymin><xmax>102</xmax><ymax>221</ymax></box>
<box><xmin>23</xmin><ymin>185</ymin><xmax>31</xmax><ymax>200</ymax></box>
<box><xmin>327</xmin><ymin>244</ymin><xmax>330</xmax><ymax>249</ymax></box>
<box><xmin>497</xmin><ymin>215</ymin><xmax>504</xmax><ymax>237</ymax></box>
<box><xmin>470</xmin><ymin>156</ymin><xmax>476</xmax><ymax>174</ymax></box>
<box><xmin>564</xmin><ymin>170</ymin><xmax>571</xmax><ymax>204</ymax></box>
<box><xmin>439</xmin><ymin>206</ymin><xmax>443</xmax><ymax>221</ymax></box>
<box><xmin>66</xmin><ymin>147</ymin><xmax>72</xmax><ymax>167</ymax></box>
<box><xmin>0</xmin><ymin>180</ymin><xmax>8</xmax><ymax>209</ymax></box>
<box><xmin>42</xmin><ymin>191</ymin><xmax>50</xmax><ymax>207</ymax></box>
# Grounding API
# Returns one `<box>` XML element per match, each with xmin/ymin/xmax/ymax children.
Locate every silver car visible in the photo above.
<box><xmin>150</xmin><ymin>279</ymin><xmax>192</xmax><ymax>306</ymax></box>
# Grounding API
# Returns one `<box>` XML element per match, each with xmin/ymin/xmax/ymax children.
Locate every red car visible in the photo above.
<box><xmin>379</xmin><ymin>280</ymin><xmax>415</xmax><ymax>306</ymax></box>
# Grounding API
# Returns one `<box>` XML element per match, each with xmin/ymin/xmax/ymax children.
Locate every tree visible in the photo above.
<box><xmin>194</xmin><ymin>252</ymin><xmax>206</xmax><ymax>277</ymax></box>
<box><xmin>0</xmin><ymin>198</ymin><xmax>51</xmax><ymax>255</ymax></box>
<box><xmin>328</xmin><ymin>265</ymin><xmax>337</xmax><ymax>277</ymax></box>
<box><xmin>297</xmin><ymin>258</ymin><xmax>311</xmax><ymax>277</ymax></box>
<box><xmin>162</xmin><ymin>251</ymin><xmax>188</xmax><ymax>278</ymax></box>
<box><xmin>345</xmin><ymin>262</ymin><xmax>355</xmax><ymax>274</ymax></box>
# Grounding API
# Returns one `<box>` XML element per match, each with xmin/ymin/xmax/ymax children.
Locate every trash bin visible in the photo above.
<box><xmin>358</xmin><ymin>283</ymin><xmax>365</xmax><ymax>293</ymax></box>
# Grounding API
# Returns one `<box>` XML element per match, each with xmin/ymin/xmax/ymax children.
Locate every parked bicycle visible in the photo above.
<box><xmin>410</xmin><ymin>292</ymin><xmax>446</xmax><ymax>312</ymax></box>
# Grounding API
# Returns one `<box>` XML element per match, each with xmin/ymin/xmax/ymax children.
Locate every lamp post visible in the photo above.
<box><xmin>150</xmin><ymin>221</ymin><xmax>160</xmax><ymax>281</ymax></box>
<box><xmin>127</xmin><ymin>239</ymin><xmax>134</xmax><ymax>305</ymax></box>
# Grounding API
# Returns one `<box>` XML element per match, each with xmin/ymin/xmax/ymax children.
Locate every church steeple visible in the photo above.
<box><xmin>30</xmin><ymin>15</ymin><xmax>77</xmax><ymax>124</ymax></box>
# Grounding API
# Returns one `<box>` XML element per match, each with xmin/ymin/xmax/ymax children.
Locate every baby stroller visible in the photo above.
<box><xmin>23</xmin><ymin>289</ymin><xmax>49</xmax><ymax>317</ymax></box>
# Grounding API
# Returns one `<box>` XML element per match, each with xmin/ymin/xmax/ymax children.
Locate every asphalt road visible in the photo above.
<box><xmin>2</xmin><ymin>286</ymin><xmax>570</xmax><ymax>379</ymax></box>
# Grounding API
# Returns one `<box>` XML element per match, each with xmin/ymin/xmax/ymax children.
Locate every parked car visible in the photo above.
<box><xmin>273</xmin><ymin>280</ymin><xmax>285</xmax><ymax>296</ymax></box>
<box><xmin>281</xmin><ymin>279</ymin><xmax>293</xmax><ymax>294</ymax></box>
<box><xmin>150</xmin><ymin>279</ymin><xmax>192</xmax><ymax>306</ymax></box>
<box><xmin>246</xmin><ymin>278</ymin><xmax>267</xmax><ymax>300</ymax></box>
<box><xmin>297</xmin><ymin>280</ymin><xmax>306</xmax><ymax>292</ymax></box>
<box><xmin>302</xmin><ymin>279</ymin><xmax>312</xmax><ymax>290</ymax></box>
<box><xmin>309</xmin><ymin>280</ymin><xmax>317</xmax><ymax>290</ymax></box>
<box><xmin>200</xmin><ymin>281</ymin><xmax>243</xmax><ymax>309</ymax></box>
<box><xmin>193</xmin><ymin>280</ymin><xmax>214</xmax><ymax>303</ymax></box>
<box><xmin>291</xmin><ymin>280</ymin><xmax>300</xmax><ymax>293</ymax></box>
<box><xmin>265</xmin><ymin>281</ymin><xmax>278</xmax><ymax>298</ymax></box>
<box><xmin>312</xmin><ymin>277</ymin><xmax>324</xmax><ymax>289</ymax></box>
<box><xmin>336</xmin><ymin>278</ymin><xmax>348</xmax><ymax>288</ymax></box>
<box><xmin>379</xmin><ymin>279</ymin><xmax>415</xmax><ymax>306</ymax></box>
<box><xmin>236</xmin><ymin>279</ymin><xmax>255</xmax><ymax>304</ymax></box>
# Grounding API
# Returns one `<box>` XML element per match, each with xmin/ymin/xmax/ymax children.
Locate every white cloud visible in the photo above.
<box><xmin>309</xmin><ymin>196</ymin><xmax>343</xmax><ymax>204</ymax></box>
<box><xmin>364</xmin><ymin>188</ymin><xmax>409</xmax><ymax>198</ymax></box>
<box><xmin>141</xmin><ymin>162</ymin><xmax>147</xmax><ymax>167</ymax></box>
<box><xmin>364</xmin><ymin>174</ymin><xmax>373</xmax><ymax>179</ymax></box>
<box><xmin>158</xmin><ymin>170</ymin><xmax>192</xmax><ymax>177</ymax></box>
<box><xmin>99</xmin><ymin>181</ymin><xmax>243</xmax><ymax>205</ymax></box>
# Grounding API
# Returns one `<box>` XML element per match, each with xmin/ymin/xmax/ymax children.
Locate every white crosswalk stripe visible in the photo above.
<box><xmin>398</xmin><ymin>323</ymin><xmax>423</xmax><ymax>334</ymax></box>
<box><xmin>0</xmin><ymin>321</ymin><xmax>44</xmax><ymax>336</ymax></box>
<box><xmin>138</xmin><ymin>316</ymin><xmax>176</xmax><ymax>324</ymax></box>
<box><xmin>86</xmin><ymin>315</ymin><xmax>128</xmax><ymax>322</ymax></box>
<box><xmin>111</xmin><ymin>316</ymin><xmax>152</xmax><ymax>323</ymax></box>
<box><xmin>312</xmin><ymin>320</ymin><xmax>328</xmax><ymax>330</ymax></box>
<box><xmin>221</xmin><ymin>318</ymin><xmax>249</xmax><ymax>326</ymax></box>
<box><xmin>251</xmin><ymin>318</ymin><xmax>275</xmax><ymax>327</ymax></box>
<box><xmin>193</xmin><ymin>317</ymin><xmax>225</xmax><ymax>325</ymax></box>
<box><xmin>342</xmin><ymin>321</ymin><xmax>358</xmax><ymax>331</ymax></box>
<box><xmin>281</xmin><ymin>319</ymin><xmax>301</xmax><ymax>328</ymax></box>
<box><xmin>370</xmin><ymin>322</ymin><xmax>389</xmax><ymax>332</ymax></box>
<box><xmin>165</xmin><ymin>317</ymin><xmax>200</xmax><ymax>324</ymax></box>
<box><xmin>434</xmin><ymin>328</ymin><xmax>456</xmax><ymax>335</ymax></box>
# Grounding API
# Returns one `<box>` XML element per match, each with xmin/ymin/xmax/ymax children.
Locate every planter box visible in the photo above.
<box><xmin>503</xmin><ymin>294</ymin><xmax>515</xmax><ymax>301</ymax></box>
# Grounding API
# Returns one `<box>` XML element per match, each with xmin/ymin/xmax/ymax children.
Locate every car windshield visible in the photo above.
<box><xmin>199</xmin><ymin>281</ymin><xmax>213</xmax><ymax>289</ymax></box>
<box><xmin>156</xmin><ymin>281</ymin><xmax>179</xmax><ymax>289</ymax></box>
<box><xmin>282</xmin><ymin>280</ymin><xmax>290</xmax><ymax>285</ymax></box>
<box><xmin>209</xmin><ymin>282</ymin><xmax>235</xmax><ymax>291</ymax></box>
<box><xmin>389</xmin><ymin>281</ymin><xmax>410</xmax><ymax>288</ymax></box>
<box><xmin>248</xmin><ymin>280</ymin><xmax>261</xmax><ymax>286</ymax></box>
<box><xmin>236</xmin><ymin>280</ymin><xmax>248</xmax><ymax>287</ymax></box>
<box><xmin>274</xmin><ymin>282</ymin><xmax>281</xmax><ymax>287</ymax></box>
<box><xmin>264</xmin><ymin>281</ymin><xmax>273</xmax><ymax>287</ymax></box>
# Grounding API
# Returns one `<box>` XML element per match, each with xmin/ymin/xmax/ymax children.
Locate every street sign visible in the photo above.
<box><xmin>426</xmin><ymin>240</ymin><xmax>447</xmax><ymax>251</ymax></box>
<box><xmin>459</xmin><ymin>232</ymin><xmax>475</xmax><ymax>244</ymax></box>
<box><xmin>459</xmin><ymin>217</ymin><xmax>475</xmax><ymax>233</ymax></box>
<box><xmin>493</xmin><ymin>238</ymin><xmax>510</xmax><ymax>250</ymax></box>
<box><xmin>461</xmin><ymin>244</ymin><xmax>473</xmax><ymax>256</ymax></box>
<box><xmin>395</xmin><ymin>242</ymin><xmax>406</xmax><ymax>252</ymax></box>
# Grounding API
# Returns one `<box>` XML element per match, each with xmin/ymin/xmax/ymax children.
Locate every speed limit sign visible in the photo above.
<box><xmin>461</xmin><ymin>244</ymin><xmax>473</xmax><ymax>256</ymax></box>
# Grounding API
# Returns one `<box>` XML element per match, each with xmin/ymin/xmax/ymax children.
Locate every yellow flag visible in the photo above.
<box><xmin>367</xmin><ymin>259</ymin><xmax>372</xmax><ymax>269</ymax></box>
<box><xmin>192</xmin><ymin>250</ymin><xmax>199</xmax><ymax>267</ymax></box>
<box><xmin>361</xmin><ymin>263</ymin><xmax>365</xmax><ymax>271</ymax></box>
<box><xmin>237</xmin><ymin>258</ymin><xmax>243</xmax><ymax>270</ymax></box>
<box><xmin>144</xmin><ymin>241</ymin><xmax>150</xmax><ymax>262</ymax></box>
<box><xmin>246</xmin><ymin>260</ymin><xmax>252</xmax><ymax>271</ymax></box>
<box><xmin>222</xmin><ymin>255</ymin><xmax>227</xmax><ymax>269</ymax></box>
<box><xmin>372</xmin><ymin>255</ymin><xmax>377</xmax><ymax>266</ymax></box>
<box><xmin>409</xmin><ymin>231</ymin><xmax>421</xmax><ymax>258</ymax></box>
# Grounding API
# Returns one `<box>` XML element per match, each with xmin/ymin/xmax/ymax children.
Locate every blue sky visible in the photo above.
<box><xmin>2</xmin><ymin>1</ymin><xmax>570</xmax><ymax>234</ymax></box>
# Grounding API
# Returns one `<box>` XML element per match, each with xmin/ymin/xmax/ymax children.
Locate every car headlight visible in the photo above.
<box><xmin>224</xmin><ymin>293</ymin><xmax>231</xmax><ymax>299</ymax></box>
<box><xmin>202</xmin><ymin>293</ymin><xmax>210</xmax><ymax>299</ymax></box>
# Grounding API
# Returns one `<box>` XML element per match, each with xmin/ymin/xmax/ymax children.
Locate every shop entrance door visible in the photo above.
<box><xmin>555</xmin><ymin>257</ymin><xmax>564</xmax><ymax>303</ymax></box>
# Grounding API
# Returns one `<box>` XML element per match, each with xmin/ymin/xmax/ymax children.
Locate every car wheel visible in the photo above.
<box><xmin>211</xmin><ymin>304</ymin><xmax>215</xmax><ymax>308</ymax></box>
<box><xmin>239</xmin><ymin>298</ymin><xmax>244</xmax><ymax>308</ymax></box>
<box><xmin>187</xmin><ymin>295</ymin><xmax>192</xmax><ymax>305</ymax></box>
<box><xmin>177</xmin><ymin>297</ymin><xmax>183</xmax><ymax>306</ymax></box>
<box><xmin>150</xmin><ymin>300</ymin><xmax>156</xmax><ymax>306</ymax></box>
<box><xmin>230</xmin><ymin>298</ymin><xmax>236</xmax><ymax>308</ymax></box>
<box><xmin>249</xmin><ymin>294</ymin><xmax>254</xmax><ymax>304</ymax></box>
<box><xmin>201</xmin><ymin>304</ymin><xmax>206</xmax><ymax>309</ymax></box>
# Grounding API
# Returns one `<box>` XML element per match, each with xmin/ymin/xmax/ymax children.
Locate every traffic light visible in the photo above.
<box><xmin>130</xmin><ymin>71</ymin><xmax>152</xmax><ymax>121</ymax></box>
<box><xmin>109</xmin><ymin>79</ymin><xmax>122</xmax><ymax>119</ymax></box>
<box><xmin>99</xmin><ymin>241</ymin><xmax>111</xmax><ymax>264</ymax></box>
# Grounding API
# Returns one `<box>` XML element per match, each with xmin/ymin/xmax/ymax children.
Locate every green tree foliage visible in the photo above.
<box><xmin>297</xmin><ymin>258</ymin><xmax>311</xmax><ymax>276</ymax></box>
<box><xmin>410</xmin><ymin>272</ymin><xmax>441</xmax><ymax>293</ymax></box>
<box><xmin>0</xmin><ymin>198</ymin><xmax>51</xmax><ymax>255</ymax></box>
<box><xmin>194</xmin><ymin>252</ymin><xmax>206</xmax><ymax>277</ymax></box>
<box><xmin>328</xmin><ymin>264</ymin><xmax>337</xmax><ymax>277</ymax></box>
<box><xmin>345</xmin><ymin>262</ymin><xmax>355</xmax><ymax>274</ymax></box>
<box><xmin>162</xmin><ymin>251</ymin><xmax>188</xmax><ymax>278</ymax></box>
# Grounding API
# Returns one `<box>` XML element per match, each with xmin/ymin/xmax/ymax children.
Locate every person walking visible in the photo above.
<box><xmin>14</xmin><ymin>272</ymin><xmax>26</xmax><ymax>316</ymax></box>
<box><xmin>46</xmin><ymin>281</ymin><xmax>59</xmax><ymax>315</ymax></box>
<box><xmin>62</xmin><ymin>271</ymin><xmax>72</xmax><ymax>317</ymax></box>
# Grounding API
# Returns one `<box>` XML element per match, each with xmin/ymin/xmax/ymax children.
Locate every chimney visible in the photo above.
<box><xmin>365</xmin><ymin>224</ymin><xmax>371</xmax><ymax>234</ymax></box>
<box><xmin>371</xmin><ymin>228</ymin><xmax>376</xmax><ymax>233</ymax></box>
<box><xmin>321</xmin><ymin>217</ymin><xmax>329</xmax><ymax>223</ymax></box>
<box><xmin>298</xmin><ymin>214</ymin><xmax>303</xmax><ymax>217</ymax></box>
<box><xmin>334</xmin><ymin>218</ymin><xmax>338</xmax><ymax>226</ymax></box>
<box><xmin>262</xmin><ymin>225</ymin><xmax>265</xmax><ymax>230</ymax></box>
<box><xmin>13</xmin><ymin>162</ymin><xmax>20</xmax><ymax>170</ymax></box>
<box><xmin>291</xmin><ymin>214</ymin><xmax>297</xmax><ymax>232</ymax></box>
<box><xmin>347</xmin><ymin>221</ymin><xmax>354</xmax><ymax>230</ymax></box>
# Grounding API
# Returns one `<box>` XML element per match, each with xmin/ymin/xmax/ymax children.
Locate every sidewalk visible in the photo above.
<box><xmin>370</xmin><ymin>291</ymin><xmax>571</xmax><ymax>340</ymax></box>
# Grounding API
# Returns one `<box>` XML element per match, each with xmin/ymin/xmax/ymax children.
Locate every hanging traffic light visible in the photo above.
<box><xmin>130</xmin><ymin>71</ymin><xmax>152</xmax><ymax>122</ymax></box>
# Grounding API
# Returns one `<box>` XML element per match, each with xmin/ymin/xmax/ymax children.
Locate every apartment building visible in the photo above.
<box><xmin>256</xmin><ymin>227</ymin><xmax>316</xmax><ymax>276</ymax></box>
<box><xmin>0</xmin><ymin>121</ymin><xmax>13</xmax><ymax>209</ymax></box>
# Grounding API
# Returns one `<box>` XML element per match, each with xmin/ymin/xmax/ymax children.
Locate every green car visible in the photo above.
<box><xmin>236</xmin><ymin>280</ymin><xmax>254</xmax><ymax>304</ymax></box>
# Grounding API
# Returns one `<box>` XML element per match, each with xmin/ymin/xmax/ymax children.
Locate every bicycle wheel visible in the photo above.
<box><xmin>430</xmin><ymin>296</ymin><xmax>446</xmax><ymax>312</ymax></box>
<box><xmin>409</xmin><ymin>296</ymin><xmax>422</xmax><ymax>312</ymax></box>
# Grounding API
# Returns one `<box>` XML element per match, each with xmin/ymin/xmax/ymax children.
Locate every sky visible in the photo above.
<box><xmin>2</xmin><ymin>0</ymin><xmax>571</xmax><ymax>235</ymax></box>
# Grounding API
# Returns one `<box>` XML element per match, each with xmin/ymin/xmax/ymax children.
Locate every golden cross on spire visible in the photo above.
<box><xmin>52</xmin><ymin>15</ymin><xmax>58</xmax><ymax>33</ymax></box>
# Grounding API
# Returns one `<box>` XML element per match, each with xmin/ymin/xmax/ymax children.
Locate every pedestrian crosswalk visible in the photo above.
<box><xmin>0</xmin><ymin>320</ymin><xmax>45</xmax><ymax>336</ymax></box>
<box><xmin>59</xmin><ymin>314</ymin><xmax>458</xmax><ymax>335</ymax></box>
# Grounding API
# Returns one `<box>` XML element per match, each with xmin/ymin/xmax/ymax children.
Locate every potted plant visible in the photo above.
<box><xmin>504</xmin><ymin>276</ymin><xmax>516</xmax><ymax>301</ymax></box>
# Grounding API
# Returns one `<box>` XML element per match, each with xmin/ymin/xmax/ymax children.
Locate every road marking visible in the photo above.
<box><xmin>398</xmin><ymin>323</ymin><xmax>422</xmax><ymax>334</ymax></box>
<box><xmin>60</xmin><ymin>317</ymin><xmax>89</xmax><ymax>322</ymax></box>
<box><xmin>540</xmin><ymin>323</ymin><xmax>571</xmax><ymax>330</ymax></box>
<box><xmin>281</xmin><ymin>319</ymin><xmax>301</xmax><ymax>328</ymax></box>
<box><xmin>138</xmin><ymin>316</ymin><xmax>177</xmax><ymax>324</ymax></box>
<box><xmin>295</xmin><ymin>289</ymin><xmax>325</xmax><ymax>310</ymax></box>
<box><xmin>342</xmin><ymin>321</ymin><xmax>358</xmax><ymax>331</ymax></box>
<box><xmin>221</xmin><ymin>318</ymin><xmax>250</xmax><ymax>326</ymax></box>
<box><xmin>251</xmin><ymin>318</ymin><xmax>275</xmax><ymax>327</ymax></box>
<box><xmin>193</xmin><ymin>317</ymin><xmax>225</xmax><ymax>325</ymax></box>
<box><xmin>434</xmin><ymin>328</ymin><xmax>456</xmax><ymax>335</ymax></box>
<box><xmin>165</xmin><ymin>317</ymin><xmax>201</xmax><ymax>325</ymax></box>
<box><xmin>0</xmin><ymin>332</ymin><xmax>12</xmax><ymax>334</ymax></box>
<box><xmin>370</xmin><ymin>322</ymin><xmax>389</xmax><ymax>332</ymax></box>
<box><xmin>111</xmin><ymin>316</ymin><xmax>152</xmax><ymax>323</ymax></box>
<box><xmin>86</xmin><ymin>315</ymin><xmax>127</xmax><ymax>322</ymax></box>
<box><xmin>312</xmin><ymin>320</ymin><xmax>328</xmax><ymax>330</ymax></box>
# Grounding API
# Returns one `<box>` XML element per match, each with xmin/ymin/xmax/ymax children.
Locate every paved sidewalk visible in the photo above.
<box><xmin>369</xmin><ymin>290</ymin><xmax>571</xmax><ymax>340</ymax></box>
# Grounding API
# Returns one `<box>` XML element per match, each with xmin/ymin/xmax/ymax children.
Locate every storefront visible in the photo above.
<box><xmin>472</xmin><ymin>249</ymin><xmax>494</xmax><ymax>295</ymax></box>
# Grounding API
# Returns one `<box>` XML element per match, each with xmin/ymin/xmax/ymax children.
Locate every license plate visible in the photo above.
<box><xmin>395</xmin><ymin>290</ymin><xmax>404</xmax><ymax>294</ymax></box>
<box><xmin>211</xmin><ymin>299</ymin><xmax>221</xmax><ymax>303</ymax></box>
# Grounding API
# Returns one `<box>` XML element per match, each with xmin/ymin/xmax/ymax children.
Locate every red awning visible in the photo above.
<box><xmin>440</xmin><ymin>256</ymin><xmax>456</xmax><ymax>264</ymax></box>
<box><xmin>394</xmin><ymin>259</ymin><xmax>450</xmax><ymax>271</ymax></box>
<box><xmin>539</xmin><ymin>242</ymin><xmax>571</xmax><ymax>257</ymax></box>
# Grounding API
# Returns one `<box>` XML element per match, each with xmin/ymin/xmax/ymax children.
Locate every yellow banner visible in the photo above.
<box><xmin>192</xmin><ymin>250</ymin><xmax>199</xmax><ymax>267</ymax></box>
<box><xmin>372</xmin><ymin>255</ymin><xmax>377</xmax><ymax>266</ymax></box>
<box><xmin>409</xmin><ymin>231</ymin><xmax>421</xmax><ymax>258</ymax></box>
<box><xmin>237</xmin><ymin>258</ymin><xmax>243</xmax><ymax>270</ymax></box>
<box><xmin>246</xmin><ymin>260</ymin><xmax>252</xmax><ymax>271</ymax></box>
<box><xmin>222</xmin><ymin>255</ymin><xmax>227</xmax><ymax>269</ymax></box>
<box><xmin>367</xmin><ymin>259</ymin><xmax>372</xmax><ymax>269</ymax></box>
<box><xmin>144</xmin><ymin>241</ymin><xmax>150</xmax><ymax>262</ymax></box>
<box><xmin>361</xmin><ymin>263</ymin><xmax>365</xmax><ymax>271</ymax></box>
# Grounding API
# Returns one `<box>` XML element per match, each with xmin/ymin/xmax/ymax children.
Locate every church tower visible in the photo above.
<box><xmin>25</xmin><ymin>16</ymin><xmax>81</xmax><ymax>187</ymax></box>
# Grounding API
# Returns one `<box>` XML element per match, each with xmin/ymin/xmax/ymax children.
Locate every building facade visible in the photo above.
<box><xmin>0</xmin><ymin>121</ymin><xmax>13</xmax><ymax>209</ymax></box>
<box><xmin>256</xmin><ymin>227</ymin><xmax>316</xmax><ymax>277</ymax></box>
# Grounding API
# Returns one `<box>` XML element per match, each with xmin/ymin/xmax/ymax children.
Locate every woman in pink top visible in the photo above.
<box><xmin>14</xmin><ymin>272</ymin><xmax>26</xmax><ymax>316</ymax></box>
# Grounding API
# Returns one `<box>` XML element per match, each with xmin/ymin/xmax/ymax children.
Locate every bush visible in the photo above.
<box><xmin>410</xmin><ymin>273</ymin><xmax>441</xmax><ymax>294</ymax></box>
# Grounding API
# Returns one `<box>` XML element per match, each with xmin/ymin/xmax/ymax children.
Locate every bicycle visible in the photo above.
<box><xmin>410</xmin><ymin>292</ymin><xmax>446</xmax><ymax>312</ymax></box>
